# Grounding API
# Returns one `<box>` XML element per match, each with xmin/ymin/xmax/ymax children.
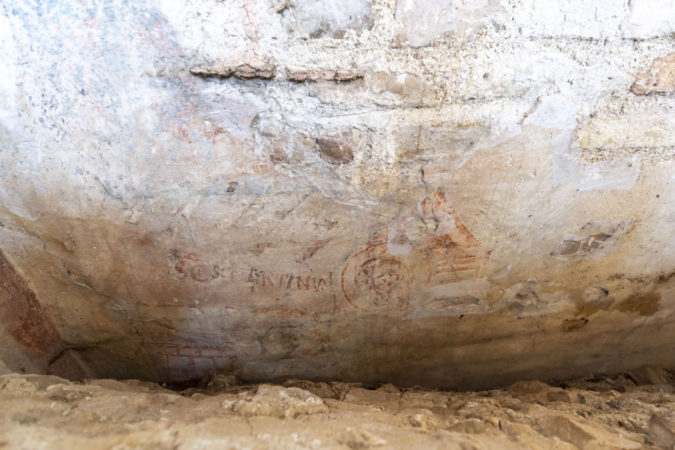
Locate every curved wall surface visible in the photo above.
<box><xmin>0</xmin><ymin>0</ymin><xmax>673</xmax><ymax>388</ymax></box>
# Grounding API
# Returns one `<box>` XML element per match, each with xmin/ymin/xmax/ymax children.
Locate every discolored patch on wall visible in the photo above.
<box><xmin>630</xmin><ymin>52</ymin><xmax>675</xmax><ymax>95</ymax></box>
<box><xmin>171</xmin><ymin>118</ymin><xmax>230</xmax><ymax>144</ymax></box>
<box><xmin>297</xmin><ymin>239</ymin><xmax>331</xmax><ymax>263</ymax></box>
<box><xmin>366</xmin><ymin>72</ymin><xmax>439</xmax><ymax>107</ymax></box>
<box><xmin>615</xmin><ymin>292</ymin><xmax>661</xmax><ymax>316</ymax></box>
<box><xmin>262</xmin><ymin>327</ymin><xmax>300</xmax><ymax>357</ymax></box>
<box><xmin>260</xmin><ymin>324</ymin><xmax>327</xmax><ymax>359</ymax></box>
<box><xmin>149</xmin><ymin>343</ymin><xmax>237</xmax><ymax>382</ymax></box>
<box><xmin>47</xmin><ymin>349</ymin><xmax>96</xmax><ymax>381</ymax></box>
<box><xmin>394</xmin><ymin>123</ymin><xmax>491</xmax><ymax>164</ymax></box>
<box><xmin>561</xmin><ymin>289</ymin><xmax>609</xmax><ymax>332</ymax></box>
<box><xmin>554</xmin><ymin>220</ymin><xmax>633</xmax><ymax>259</ymax></box>
<box><xmin>562</xmin><ymin>317</ymin><xmax>589</xmax><ymax>332</ymax></box>
<box><xmin>569</xmin><ymin>285</ymin><xmax>614</xmax><ymax>322</ymax></box>
<box><xmin>0</xmin><ymin>250</ymin><xmax>63</xmax><ymax>368</ymax></box>
<box><xmin>316</xmin><ymin>135</ymin><xmax>355</xmax><ymax>165</ymax></box>
<box><xmin>426</xmin><ymin>295</ymin><xmax>480</xmax><ymax>312</ymax></box>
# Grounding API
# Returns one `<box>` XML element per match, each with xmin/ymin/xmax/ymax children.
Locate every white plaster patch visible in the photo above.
<box><xmin>525</xmin><ymin>94</ymin><xmax>582</xmax><ymax>187</ymax></box>
<box><xmin>290</xmin><ymin>0</ymin><xmax>372</xmax><ymax>38</ymax></box>
<box><xmin>554</xmin><ymin>220</ymin><xmax>635</xmax><ymax>258</ymax></box>
<box><xmin>511</xmin><ymin>0</ymin><xmax>627</xmax><ymax>39</ymax></box>
<box><xmin>625</xmin><ymin>0</ymin><xmax>675</xmax><ymax>38</ymax></box>
<box><xmin>578</xmin><ymin>115</ymin><xmax>675</xmax><ymax>150</ymax></box>
<box><xmin>396</xmin><ymin>0</ymin><xmax>503</xmax><ymax>47</ymax></box>
<box><xmin>159</xmin><ymin>0</ymin><xmax>253</xmax><ymax>60</ymax></box>
<box><xmin>409</xmin><ymin>278</ymin><xmax>491</xmax><ymax>317</ymax></box>
<box><xmin>495</xmin><ymin>280</ymin><xmax>575</xmax><ymax>317</ymax></box>
<box><xmin>524</xmin><ymin>95</ymin><xmax>578</xmax><ymax>130</ymax></box>
<box><xmin>579</xmin><ymin>157</ymin><xmax>641</xmax><ymax>191</ymax></box>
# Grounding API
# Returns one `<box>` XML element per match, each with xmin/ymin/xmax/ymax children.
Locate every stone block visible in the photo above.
<box><xmin>631</xmin><ymin>52</ymin><xmax>675</xmax><ymax>95</ymax></box>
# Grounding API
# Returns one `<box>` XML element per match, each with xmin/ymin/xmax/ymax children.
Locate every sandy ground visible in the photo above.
<box><xmin>0</xmin><ymin>367</ymin><xmax>674</xmax><ymax>449</ymax></box>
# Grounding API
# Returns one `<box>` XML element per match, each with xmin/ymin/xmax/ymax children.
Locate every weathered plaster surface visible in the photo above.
<box><xmin>0</xmin><ymin>0</ymin><xmax>673</xmax><ymax>388</ymax></box>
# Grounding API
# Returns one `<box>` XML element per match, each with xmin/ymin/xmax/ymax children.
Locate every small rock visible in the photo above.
<box><xmin>400</xmin><ymin>390</ymin><xmax>451</xmax><ymax>410</ymax></box>
<box><xmin>507</xmin><ymin>380</ymin><xmax>552</xmax><ymax>395</ymax></box>
<box><xmin>335</xmin><ymin>427</ymin><xmax>386</xmax><ymax>449</ymax></box>
<box><xmin>545</xmin><ymin>389</ymin><xmax>574</xmax><ymax>403</ymax></box>
<box><xmin>47</xmin><ymin>387</ymin><xmax>84</xmax><ymax>403</ymax></box>
<box><xmin>627</xmin><ymin>366</ymin><xmax>673</xmax><ymax>386</ymax></box>
<box><xmin>343</xmin><ymin>387</ymin><xmax>400</xmax><ymax>405</ymax></box>
<box><xmin>230</xmin><ymin>384</ymin><xmax>328</xmax><ymax>418</ymax></box>
<box><xmin>376</xmin><ymin>383</ymin><xmax>400</xmax><ymax>394</ymax></box>
<box><xmin>283</xmin><ymin>379</ymin><xmax>347</xmax><ymax>399</ymax></box>
<box><xmin>0</xmin><ymin>375</ymin><xmax>39</xmax><ymax>394</ymax></box>
<box><xmin>402</xmin><ymin>409</ymin><xmax>442</xmax><ymax>431</ymax></box>
<box><xmin>203</xmin><ymin>373</ymin><xmax>239</xmax><ymax>392</ymax></box>
<box><xmin>335</xmin><ymin>69</ymin><xmax>364</xmax><ymax>82</ymax></box>
<box><xmin>648</xmin><ymin>411</ymin><xmax>675</xmax><ymax>448</ymax></box>
<box><xmin>449</xmin><ymin>418</ymin><xmax>497</xmax><ymax>434</ymax></box>
<box><xmin>537</xmin><ymin>414</ymin><xmax>641</xmax><ymax>449</ymax></box>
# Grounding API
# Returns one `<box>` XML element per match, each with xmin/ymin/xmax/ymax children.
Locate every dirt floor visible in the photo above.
<box><xmin>1</xmin><ymin>367</ymin><xmax>674</xmax><ymax>449</ymax></box>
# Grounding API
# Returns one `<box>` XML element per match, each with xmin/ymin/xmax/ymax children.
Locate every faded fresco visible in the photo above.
<box><xmin>0</xmin><ymin>0</ymin><xmax>673</xmax><ymax>388</ymax></box>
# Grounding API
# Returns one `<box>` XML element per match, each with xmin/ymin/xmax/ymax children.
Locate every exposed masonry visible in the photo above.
<box><xmin>189</xmin><ymin>61</ymin><xmax>364</xmax><ymax>83</ymax></box>
<box><xmin>286</xmin><ymin>66</ymin><xmax>364</xmax><ymax>82</ymax></box>
<box><xmin>190</xmin><ymin>57</ymin><xmax>278</xmax><ymax>79</ymax></box>
<box><xmin>631</xmin><ymin>52</ymin><xmax>675</xmax><ymax>95</ymax></box>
